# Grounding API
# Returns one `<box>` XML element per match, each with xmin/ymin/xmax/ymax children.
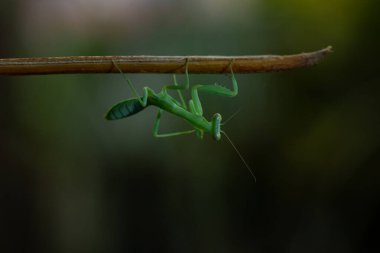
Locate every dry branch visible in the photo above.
<box><xmin>0</xmin><ymin>46</ymin><xmax>332</xmax><ymax>75</ymax></box>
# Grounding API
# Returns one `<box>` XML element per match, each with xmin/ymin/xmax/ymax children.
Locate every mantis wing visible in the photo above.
<box><xmin>105</xmin><ymin>97</ymin><xmax>149</xmax><ymax>120</ymax></box>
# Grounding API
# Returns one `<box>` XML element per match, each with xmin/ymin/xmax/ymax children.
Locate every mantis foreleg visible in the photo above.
<box><xmin>197</xmin><ymin>61</ymin><xmax>238</xmax><ymax>98</ymax></box>
<box><xmin>189</xmin><ymin>61</ymin><xmax>238</xmax><ymax>116</ymax></box>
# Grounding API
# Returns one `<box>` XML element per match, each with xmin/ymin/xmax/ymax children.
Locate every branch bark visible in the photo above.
<box><xmin>0</xmin><ymin>46</ymin><xmax>332</xmax><ymax>75</ymax></box>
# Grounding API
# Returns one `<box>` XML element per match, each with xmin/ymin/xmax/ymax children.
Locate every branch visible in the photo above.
<box><xmin>0</xmin><ymin>46</ymin><xmax>332</xmax><ymax>75</ymax></box>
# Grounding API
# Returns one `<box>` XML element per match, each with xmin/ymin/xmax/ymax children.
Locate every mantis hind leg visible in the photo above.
<box><xmin>112</xmin><ymin>59</ymin><xmax>152</xmax><ymax>107</ymax></box>
<box><xmin>153</xmin><ymin>109</ymin><xmax>195</xmax><ymax>138</ymax></box>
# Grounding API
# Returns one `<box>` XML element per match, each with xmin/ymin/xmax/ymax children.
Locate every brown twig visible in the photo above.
<box><xmin>0</xmin><ymin>46</ymin><xmax>332</xmax><ymax>75</ymax></box>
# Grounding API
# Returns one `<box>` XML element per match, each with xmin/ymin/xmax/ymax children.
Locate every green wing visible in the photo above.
<box><xmin>105</xmin><ymin>97</ymin><xmax>149</xmax><ymax>120</ymax></box>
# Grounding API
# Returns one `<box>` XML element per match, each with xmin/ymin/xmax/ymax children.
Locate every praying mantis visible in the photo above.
<box><xmin>106</xmin><ymin>59</ymin><xmax>238</xmax><ymax>140</ymax></box>
<box><xmin>106</xmin><ymin>59</ymin><xmax>256</xmax><ymax>180</ymax></box>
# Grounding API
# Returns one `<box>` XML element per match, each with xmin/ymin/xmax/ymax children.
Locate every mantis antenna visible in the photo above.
<box><xmin>221</xmin><ymin>107</ymin><xmax>242</xmax><ymax>126</ymax></box>
<box><xmin>221</xmin><ymin>131</ymin><xmax>257</xmax><ymax>182</ymax></box>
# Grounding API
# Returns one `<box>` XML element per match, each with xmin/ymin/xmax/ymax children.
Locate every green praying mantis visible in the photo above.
<box><xmin>106</xmin><ymin>60</ymin><xmax>256</xmax><ymax>180</ymax></box>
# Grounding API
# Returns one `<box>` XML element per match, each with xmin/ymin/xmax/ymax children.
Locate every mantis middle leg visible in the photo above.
<box><xmin>162</xmin><ymin>59</ymin><xmax>190</xmax><ymax>109</ymax></box>
<box><xmin>152</xmin><ymin>59</ymin><xmax>196</xmax><ymax>137</ymax></box>
<box><xmin>152</xmin><ymin>109</ymin><xmax>195</xmax><ymax>138</ymax></box>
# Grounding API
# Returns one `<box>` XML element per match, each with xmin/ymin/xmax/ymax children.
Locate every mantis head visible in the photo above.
<box><xmin>211</xmin><ymin>113</ymin><xmax>222</xmax><ymax>141</ymax></box>
<box><xmin>211</xmin><ymin>110</ymin><xmax>256</xmax><ymax>182</ymax></box>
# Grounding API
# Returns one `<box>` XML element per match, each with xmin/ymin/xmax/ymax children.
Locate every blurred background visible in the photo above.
<box><xmin>0</xmin><ymin>0</ymin><xmax>379</xmax><ymax>252</ymax></box>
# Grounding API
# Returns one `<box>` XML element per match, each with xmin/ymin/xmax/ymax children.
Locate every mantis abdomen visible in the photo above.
<box><xmin>106</xmin><ymin>97</ymin><xmax>149</xmax><ymax>120</ymax></box>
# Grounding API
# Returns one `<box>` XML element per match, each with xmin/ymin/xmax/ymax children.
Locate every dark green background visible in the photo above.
<box><xmin>1</xmin><ymin>0</ymin><xmax>379</xmax><ymax>252</ymax></box>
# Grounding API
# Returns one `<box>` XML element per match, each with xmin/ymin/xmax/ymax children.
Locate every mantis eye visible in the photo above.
<box><xmin>212</xmin><ymin>113</ymin><xmax>222</xmax><ymax>141</ymax></box>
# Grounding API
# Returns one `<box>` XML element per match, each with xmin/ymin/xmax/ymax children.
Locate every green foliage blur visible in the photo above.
<box><xmin>1</xmin><ymin>0</ymin><xmax>379</xmax><ymax>252</ymax></box>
